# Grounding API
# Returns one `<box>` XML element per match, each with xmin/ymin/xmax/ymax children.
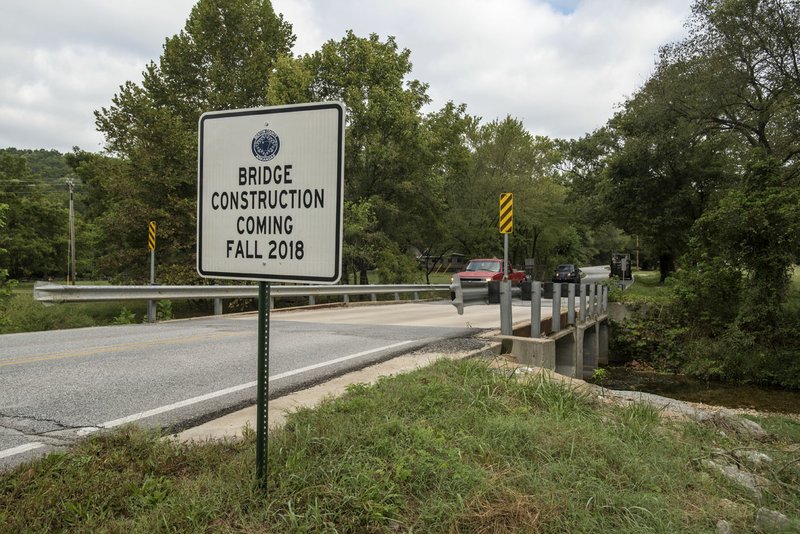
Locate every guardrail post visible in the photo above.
<box><xmin>371</xmin><ymin>293</ymin><xmax>377</xmax><ymax>302</ymax></box>
<box><xmin>309</xmin><ymin>295</ymin><xmax>315</xmax><ymax>306</ymax></box>
<box><xmin>567</xmin><ymin>283</ymin><xmax>576</xmax><ymax>325</ymax></box>
<box><xmin>344</xmin><ymin>294</ymin><xmax>350</xmax><ymax>304</ymax></box>
<box><xmin>414</xmin><ymin>291</ymin><xmax>419</xmax><ymax>300</ymax></box>
<box><xmin>601</xmin><ymin>286</ymin><xmax>608</xmax><ymax>312</ymax></box>
<box><xmin>552</xmin><ymin>283</ymin><xmax>561</xmax><ymax>332</ymax></box>
<box><xmin>214</xmin><ymin>298</ymin><xmax>223</xmax><ymax>315</ymax></box>
<box><xmin>500</xmin><ymin>280</ymin><xmax>512</xmax><ymax>336</ymax></box>
<box><xmin>530</xmin><ymin>281</ymin><xmax>541</xmax><ymax>338</ymax></box>
<box><xmin>589</xmin><ymin>284</ymin><xmax>596</xmax><ymax>317</ymax></box>
<box><xmin>579</xmin><ymin>284</ymin><xmax>587</xmax><ymax>323</ymax></box>
<box><xmin>394</xmin><ymin>292</ymin><xmax>400</xmax><ymax>301</ymax></box>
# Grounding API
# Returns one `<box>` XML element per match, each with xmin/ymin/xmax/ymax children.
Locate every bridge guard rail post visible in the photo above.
<box><xmin>530</xmin><ymin>281</ymin><xmax>541</xmax><ymax>338</ymax></box>
<box><xmin>567</xmin><ymin>284</ymin><xmax>576</xmax><ymax>325</ymax></box>
<box><xmin>499</xmin><ymin>280</ymin><xmax>512</xmax><ymax>336</ymax></box>
<box><xmin>552</xmin><ymin>283</ymin><xmax>562</xmax><ymax>332</ymax></box>
<box><xmin>579</xmin><ymin>284</ymin><xmax>587</xmax><ymax>323</ymax></box>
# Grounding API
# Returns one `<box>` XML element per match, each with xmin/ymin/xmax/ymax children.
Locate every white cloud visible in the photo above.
<box><xmin>0</xmin><ymin>0</ymin><xmax>692</xmax><ymax>152</ymax></box>
<box><xmin>274</xmin><ymin>0</ymin><xmax>692</xmax><ymax>137</ymax></box>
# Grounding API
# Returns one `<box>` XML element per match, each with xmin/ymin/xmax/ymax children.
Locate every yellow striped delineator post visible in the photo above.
<box><xmin>147</xmin><ymin>221</ymin><xmax>156</xmax><ymax>323</ymax></box>
<box><xmin>148</xmin><ymin>221</ymin><xmax>156</xmax><ymax>251</ymax></box>
<box><xmin>499</xmin><ymin>193</ymin><xmax>513</xmax><ymax>234</ymax></box>
<box><xmin>498</xmin><ymin>193</ymin><xmax>513</xmax><ymax>335</ymax></box>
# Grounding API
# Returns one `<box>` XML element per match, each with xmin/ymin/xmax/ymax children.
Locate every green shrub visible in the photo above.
<box><xmin>156</xmin><ymin>300</ymin><xmax>173</xmax><ymax>321</ymax></box>
<box><xmin>113</xmin><ymin>307</ymin><xmax>136</xmax><ymax>325</ymax></box>
<box><xmin>610</xmin><ymin>292</ymin><xmax>800</xmax><ymax>388</ymax></box>
<box><xmin>0</xmin><ymin>269</ymin><xmax>17</xmax><ymax>330</ymax></box>
<box><xmin>668</xmin><ymin>259</ymin><xmax>743</xmax><ymax>335</ymax></box>
<box><xmin>0</xmin><ymin>294</ymin><xmax>96</xmax><ymax>334</ymax></box>
<box><xmin>600</xmin><ymin>276</ymin><xmax>623</xmax><ymax>302</ymax></box>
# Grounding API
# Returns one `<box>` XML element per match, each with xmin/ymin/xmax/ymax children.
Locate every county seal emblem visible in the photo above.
<box><xmin>251</xmin><ymin>128</ymin><xmax>280</xmax><ymax>161</ymax></box>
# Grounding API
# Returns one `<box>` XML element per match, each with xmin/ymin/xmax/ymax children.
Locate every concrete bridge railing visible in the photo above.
<box><xmin>499</xmin><ymin>282</ymin><xmax>609</xmax><ymax>380</ymax></box>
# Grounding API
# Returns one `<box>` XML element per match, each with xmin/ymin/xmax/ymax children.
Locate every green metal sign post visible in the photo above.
<box><xmin>256</xmin><ymin>282</ymin><xmax>271</xmax><ymax>488</ymax></box>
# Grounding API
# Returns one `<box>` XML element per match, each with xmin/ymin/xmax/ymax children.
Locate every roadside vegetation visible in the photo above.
<box><xmin>616</xmin><ymin>270</ymin><xmax>671</xmax><ymax>303</ymax></box>
<box><xmin>2</xmin><ymin>358</ymin><xmax>798</xmax><ymax>532</ymax></box>
<box><xmin>610</xmin><ymin>267</ymin><xmax>800</xmax><ymax>389</ymax></box>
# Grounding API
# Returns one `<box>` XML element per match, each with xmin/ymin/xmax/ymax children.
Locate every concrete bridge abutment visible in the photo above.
<box><xmin>501</xmin><ymin>314</ymin><xmax>608</xmax><ymax>380</ymax></box>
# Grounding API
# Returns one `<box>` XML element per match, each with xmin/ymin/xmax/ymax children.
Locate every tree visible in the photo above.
<box><xmin>597</xmin><ymin>49</ymin><xmax>739</xmax><ymax>282</ymax></box>
<box><xmin>0</xmin><ymin>202</ymin><xmax>13</xmax><ymax>285</ymax></box>
<box><xmin>271</xmin><ymin>31</ymin><xmax>464</xmax><ymax>283</ymax></box>
<box><xmin>414</xmin><ymin>102</ymin><xmax>476</xmax><ymax>283</ymax></box>
<box><xmin>0</xmin><ymin>152</ymin><xmax>68</xmax><ymax>279</ymax></box>
<box><xmin>655</xmin><ymin>0</ymin><xmax>800</xmax><ymax>311</ymax></box>
<box><xmin>0</xmin><ymin>202</ymin><xmax>16</xmax><ymax>331</ymax></box>
<box><xmin>448</xmin><ymin>117</ymin><xmax>576</xmax><ymax>277</ymax></box>
<box><xmin>304</xmin><ymin>32</ymin><xmax>438</xmax><ymax>282</ymax></box>
<box><xmin>691</xmin><ymin>155</ymin><xmax>800</xmax><ymax>328</ymax></box>
<box><xmin>94</xmin><ymin>0</ymin><xmax>295</xmax><ymax>282</ymax></box>
<box><xmin>661</xmin><ymin>0</ymin><xmax>800</xmax><ymax>177</ymax></box>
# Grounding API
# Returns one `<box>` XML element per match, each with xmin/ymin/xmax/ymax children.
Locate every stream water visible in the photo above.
<box><xmin>601</xmin><ymin>367</ymin><xmax>800</xmax><ymax>415</ymax></box>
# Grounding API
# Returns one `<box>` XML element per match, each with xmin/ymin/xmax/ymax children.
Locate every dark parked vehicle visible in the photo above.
<box><xmin>610</xmin><ymin>252</ymin><xmax>633</xmax><ymax>280</ymax></box>
<box><xmin>552</xmin><ymin>263</ymin><xmax>581</xmax><ymax>283</ymax></box>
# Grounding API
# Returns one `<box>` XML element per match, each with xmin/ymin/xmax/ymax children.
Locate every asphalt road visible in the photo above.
<box><xmin>0</xmin><ymin>299</ymin><xmax>535</xmax><ymax>468</ymax></box>
<box><xmin>0</xmin><ymin>271</ymin><xmax>616</xmax><ymax>470</ymax></box>
<box><xmin>579</xmin><ymin>265</ymin><xmax>612</xmax><ymax>284</ymax></box>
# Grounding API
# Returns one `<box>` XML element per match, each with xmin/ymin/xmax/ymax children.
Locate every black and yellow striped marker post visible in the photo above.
<box><xmin>499</xmin><ymin>193</ymin><xmax>513</xmax><ymax>234</ymax></box>
<box><xmin>147</xmin><ymin>221</ymin><xmax>157</xmax><ymax>323</ymax></box>
<box><xmin>498</xmin><ymin>193</ymin><xmax>513</xmax><ymax>335</ymax></box>
<box><xmin>148</xmin><ymin>221</ymin><xmax>157</xmax><ymax>251</ymax></box>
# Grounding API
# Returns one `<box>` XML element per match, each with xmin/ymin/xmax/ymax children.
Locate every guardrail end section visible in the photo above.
<box><xmin>450</xmin><ymin>275</ymin><xmax>464</xmax><ymax>315</ymax></box>
<box><xmin>33</xmin><ymin>281</ymin><xmax>58</xmax><ymax>305</ymax></box>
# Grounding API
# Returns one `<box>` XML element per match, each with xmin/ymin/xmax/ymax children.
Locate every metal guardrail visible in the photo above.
<box><xmin>33</xmin><ymin>282</ymin><xmax>450</xmax><ymax>310</ymax></box>
<box><xmin>450</xmin><ymin>278</ymin><xmax>609</xmax><ymax>337</ymax></box>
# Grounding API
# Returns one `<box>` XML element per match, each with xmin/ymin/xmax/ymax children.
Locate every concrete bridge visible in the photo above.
<box><xmin>499</xmin><ymin>282</ymin><xmax>609</xmax><ymax>380</ymax></box>
<box><xmin>451</xmin><ymin>280</ymin><xmax>610</xmax><ymax>380</ymax></box>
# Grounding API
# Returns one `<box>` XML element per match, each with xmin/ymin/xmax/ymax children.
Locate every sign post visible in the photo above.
<box><xmin>255</xmin><ymin>281</ymin><xmax>270</xmax><ymax>487</ymax></box>
<box><xmin>197</xmin><ymin>102</ymin><xmax>345</xmax><ymax>489</ymax></box>
<box><xmin>147</xmin><ymin>221</ymin><xmax>156</xmax><ymax>323</ymax></box>
<box><xmin>499</xmin><ymin>193</ymin><xmax>513</xmax><ymax>335</ymax></box>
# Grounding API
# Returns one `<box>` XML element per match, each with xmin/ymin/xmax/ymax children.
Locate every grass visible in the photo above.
<box><xmin>0</xmin><ymin>290</ymin><xmax>149</xmax><ymax>334</ymax></box>
<box><xmin>618</xmin><ymin>270</ymin><xmax>672</xmax><ymax>303</ymax></box>
<box><xmin>2</xmin><ymin>358</ymin><xmax>798</xmax><ymax>532</ymax></box>
<box><xmin>621</xmin><ymin>266</ymin><xmax>800</xmax><ymax>305</ymax></box>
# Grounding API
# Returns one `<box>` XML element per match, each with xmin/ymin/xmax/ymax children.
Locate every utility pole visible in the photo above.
<box><xmin>66</xmin><ymin>178</ymin><xmax>76</xmax><ymax>285</ymax></box>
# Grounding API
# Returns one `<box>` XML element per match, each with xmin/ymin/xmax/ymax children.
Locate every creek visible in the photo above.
<box><xmin>600</xmin><ymin>366</ymin><xmax>800</xmax><ymax>415</ymax></box>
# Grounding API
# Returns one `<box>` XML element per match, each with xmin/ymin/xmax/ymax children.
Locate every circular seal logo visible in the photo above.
<box><xmin>251</xmin><ymin>128</ymin><xmax>280</xmax><ymax>161</ymax></box>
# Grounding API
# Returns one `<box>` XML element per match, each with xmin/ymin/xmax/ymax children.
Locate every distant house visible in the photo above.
<box><xmin>416</xmin><ymin>251</ymin><xmax>466</xmax><ymax>273</ymax></box>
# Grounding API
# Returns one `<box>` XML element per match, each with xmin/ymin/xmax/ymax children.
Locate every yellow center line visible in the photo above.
<box><xmin>0</xmin><ymin>331</ymin><xmax>249</xmax><ymax>368</ymax></box>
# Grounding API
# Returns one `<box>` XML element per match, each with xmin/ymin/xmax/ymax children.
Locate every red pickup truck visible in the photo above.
<box><xmin>451</xmin><ymin>258</ymin><xmax>527</xmax><ymax>286</ymax></box>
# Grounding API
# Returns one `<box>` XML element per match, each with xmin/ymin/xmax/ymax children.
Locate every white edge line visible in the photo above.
<box><xmin>0</xmin><ymin>442</ymin><xmax>46</xmax><ymax>460</ymax></box>
<box><xmin>82</xmin><ymin>340</ymin><xmax>414</xmax><ymax>433</ymax></box>
<box><xmin>269</xmin><ymin>340</ymin><xmax>413</xmax><ymax>381</ymax></box>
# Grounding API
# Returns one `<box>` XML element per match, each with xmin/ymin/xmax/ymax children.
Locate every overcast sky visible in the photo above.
<box><xmin>0</xmin><ymin>0</ymin><xmax>693</xmax><ymax>154</ymax></box>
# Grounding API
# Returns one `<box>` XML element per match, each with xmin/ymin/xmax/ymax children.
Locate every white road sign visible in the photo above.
<box><xmin>197</xmin><ymin>102</ymin><xmax>344</xmax><ymax>283</ymax></box>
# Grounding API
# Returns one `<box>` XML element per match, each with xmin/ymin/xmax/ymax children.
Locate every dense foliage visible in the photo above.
<box><xmin>0</xmin><ymin>149</ymin><xmax>71</xmax><ymax>279</ymax></box>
